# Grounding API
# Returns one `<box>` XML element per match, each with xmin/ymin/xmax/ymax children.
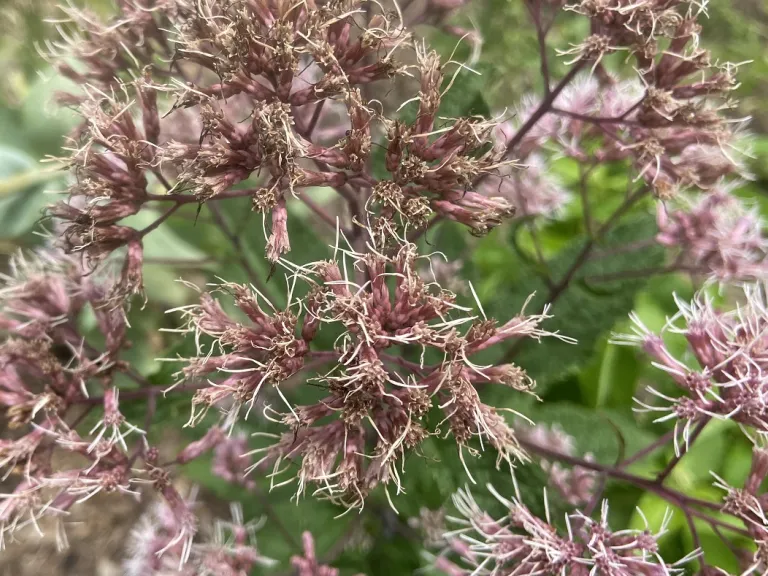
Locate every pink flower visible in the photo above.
<box><xmin>656</xmin><ymin>186</ymin><xmax>768</xmax><ymax>281</ymax></box>
<box><xmin>291</xmin><ymin>531</ymin><xmax>359</xmax><ymax>576</ymax></box>
<box><xmin>479</xmin><ymin>154</ymin><xmax>570</xmax><ymax>218</ymax></box>
<box><xmin>436</xmin><ymin>487</ymin><xmax>695</xmax><ymax>576</ymax></box>
<box><xmin>516</xmin><ymin>422</ymin><xmax>597</xmax><ymax>506</ymax></box>
<box><xmin>614</xmin><ymin>283</ymin><xmax>768</xmax><ymax>447</ymax></box>
<box><xmin>125</xmin><ymin>500</ymin><xmax>273</xmax><ymax>576</ymax></box>
<box><xmin>170</xmin><ymin>240</ymin><xmax>565</xmax><ymax>509</ymax></box>
<box><xmin>212</xmin><ymin>434</ymin><xmax>255</xmax><ymax>490</ymax></box>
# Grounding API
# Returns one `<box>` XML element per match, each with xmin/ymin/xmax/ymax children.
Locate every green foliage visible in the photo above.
<box><xmin>0</xmin><ymin>146</ymin><xmax>57</xmax><ymax>242</ymax></box>
<box><xmin>526</xmin><ymin>402</ymin><xmax>657</xmax><ymax>464</ymax></box>
<box><xmin>509</xmin><ymin>216</ymin><xmax>664</xmax><ymax>393</ymax></box>
<box><xmin>451</xmin><ymin>213</ymin><xmax>664</xmax><ymax>399</ymax></box>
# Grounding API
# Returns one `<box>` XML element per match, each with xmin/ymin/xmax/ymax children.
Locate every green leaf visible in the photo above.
<box><xmin>428</xmin><ymin>220</ymin><xmax>470</xmax><ymax>262</ymax></box>
<box><xmin>685</xmin><ymin>520</ymin><xmax>743</xmax><ymax>574</ymax></box>
<box><xmin>718</xmin><ymin>439</ymin><xmax>754</xmax><ymax>488</ymax></box>
<box><xmin>0</xmin><ymin>145</ymin><xmax>58</xmax><ymax>239</ymax></box>
<box><xmin>438</xmin><ymin>64</ymin><xmax>492</xmax><ymax>119</ymax></box>
<box><xmin>0</xmin><ymin>167</ymin><xmax>59</xmax><ymax>198</ymax></box>
<box><xmin>670</xmin><ymin>419</ymin><xmax>738</xmax><ymax>488</ymax></box>
<box><xmin>526</xmin><ymin>403</ymin><xmax>656</xmax><ymax>464</ymax></box>
<box><xmin>18</xmin><ymin>69</ymin><xmax>79</xmax><ymax>156</ymax></box>
<box><xmin>124</xmin><ymin>209</ymin><xmax>209</xmax><ymax>262</ymax></box>
<box><xmin>629</xmin><ymin>491</ymin><xmax>685</xmax><ymax>534</ymax></box>
<box><xmin>495</xmin><ymin>216</ymin><xmax>665</xmax><ymax>394</ymax></box>
<box><xmin>141</xmin><ymin>263</ymin><xmax>200</xmax><ymax>306</ymax></box>
<box><xmin>580</xmin><ymin>333</ymin><xmax>640</xmax><ymax>409</ymax></box>
<box><xmin>0</xmin><ymin>146</ymin><xmax>34</xmax><ymax>180</ymax></box>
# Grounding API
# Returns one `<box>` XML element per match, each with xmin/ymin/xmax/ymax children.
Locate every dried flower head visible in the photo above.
<box><xmin>169</xmin><ymin>236</ymin><xmax>569</xmax><ymax>509</ymax></box>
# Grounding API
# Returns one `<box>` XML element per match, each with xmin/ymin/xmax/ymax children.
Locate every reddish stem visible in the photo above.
<box><xmin>518</xmin><ymin>437</ymin><xmax>723</xmax><ymax>514</ymax></box>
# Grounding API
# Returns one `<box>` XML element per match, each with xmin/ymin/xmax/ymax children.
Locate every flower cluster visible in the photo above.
<box><xmin>48</xmin><ymin>0</ymin><xmax>515</xmax><ymax>277</ymax></box>
<box><xmin>125</xmin><ymin>501</ymin><xmax>274</xmax><ymax>575</ymax></box>
<box><xmin>561</xmin><ymin>0</ymin><xmax>745</xmax><ymax>195</ymax></box>
<box><xmin>615</xmin><ymin>283</ymin><xmax>768</xmax><ymax>447</ymax></box>
<box><xmin>712</xmin><ymin>445</ymin><xmax>768</xmax><ymax>575</ymax></box>
<box><xmin>476</xmin><ymin>0</ymin><xmax>765</xmax><ymax>291</ymax></box>
<box><xmin>431</xmin><ymin>486</ymin><xmax>694</xmax><ymax>575</ymax></box>
<box><xmin>480</xmin><ymin>0</ymin><xmax>747</xmax><ymax>231</ymax></box>
<box><xmin>516</xmin><ymin>423</ymin><xmax>597</xmax><ymax>507</ymax></box>
<box><xmin>0</xmin><ymin>248</ymin><xmax>249</xmax><ymax>560</ymax></box>
<box><xmin>613</xmin><ymin>285</ymin><xmax>768</xmax><ymax>569</ymax></box>
<box><xmin>291</xmin><ymin>531</ymin><xmax>361</xmax><ymax>576</ymax></box>
<box><xmin>169</xmin><ymin>236</ymin><xmax>568</xmax><ymax>509</ymax></box>
<box><xmin>656</xmin><ymin>185</ymin><xmax>768</xmax><ymax>280</ymax></box>
<box><xmin>493</xmin><ymin>70</ymin><xmax>743</xmax><ymax>202</ymax></box>
<box><xmin>0</xmin><ymin>249</ymin><xmax>137</xmax><ymax>548</ymax></box>
<box><xmin>1</xmin><ymin>0</ymin><xmax>525</xmax><ymax>563</ymax></box>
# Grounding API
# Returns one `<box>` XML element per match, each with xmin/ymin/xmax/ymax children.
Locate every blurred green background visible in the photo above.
<box><xmin>2</xmin><ymin>0</ymin><xmax>768</xmax><ymax>574</ymax></box>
